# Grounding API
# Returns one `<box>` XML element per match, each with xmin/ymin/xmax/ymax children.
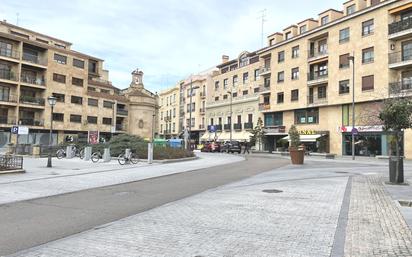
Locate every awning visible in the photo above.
<box><xmin>216</xmin><ymin>131</ymin><xmax>252</xmax><ymax>141</ymax></box>
<box><xmin>282</xmin><ymin>134</ymin><xmax>324</xmax><ymax>143</ymax></box>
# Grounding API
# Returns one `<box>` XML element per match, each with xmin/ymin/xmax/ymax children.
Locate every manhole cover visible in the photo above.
<box><xmin>399</xmin><ymin>200</ymin><xmax>412</xmax><ymax>207</ymax></box>
<box><xmin>262</xmin><ymin>189</ymin><xmax>283</xmax><ymax>194</ymax></box>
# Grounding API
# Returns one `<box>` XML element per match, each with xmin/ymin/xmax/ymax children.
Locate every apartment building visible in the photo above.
<box><xmin>0</xmin><ymin>21</ymin><xmax>158</xmax><ymax>147</ymax></box>
<box><xmin>202</xmin><ymin>53</ymin><xmax>262</xmax><ymax>142</ymax></box>
<box><xmin>158</xmin><ymin>85</ymin><xmax>180</xmax><ymax>139</ymax></box>
<box><xmin>255</xmin><ymin>0</ymin><xmax>412</xmax><ymax>158</ymax></box>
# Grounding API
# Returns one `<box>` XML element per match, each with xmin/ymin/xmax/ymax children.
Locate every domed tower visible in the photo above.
<box><xmin>124</xmin><ymin>69</ymin><xmax>159</xmax><ymax>140</ymax></box>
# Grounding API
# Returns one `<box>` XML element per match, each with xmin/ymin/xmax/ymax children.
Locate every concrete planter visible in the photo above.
<box><xmin>32</xmin><ymin>145</ymin><xmax>40</xmax><ymax>158</ymax></box>
<box><xmin>289</xmin><ymin>147</ymin><xmax>305</xmax><ymax>165</ymax></box>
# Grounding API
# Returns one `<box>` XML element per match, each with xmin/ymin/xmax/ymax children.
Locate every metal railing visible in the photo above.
<box><xmin>224</xmin><ymin>124</ymin><xmax>231</xmax><ymax>131</ymax></box>
<box><xmin>215</xmin><ymin>124</ymin><xmax>222</xmax><ymax>131</ymax></box>
<box><xmin>200</xmin><ymin>92</ymin><xmax>206</xmax><ymax>98</ymax></box>
<box><xmin>20</xmin><ymin>75</ymin><xmax>46</xmax><ymax>86</ymax></box>
<box><xmin>116</xmin><ymin>109</ymin><xmax>128</xmax><ymax>116</ymax></box>
<box><xmin>308</xmin><ymin>49</ymin><xmax>328</xmax><ymax>59</ymax></box>
<box><xmin>389</xmin><ymin>81</ymin><xmax>412</xmax><ymax>95</ymax></box>
<box><xmin>0</xmin><ymin>69</ymin><xmax>18</xmax><ymax>81</ymax></box>
<box><xmin>234</xmin><ymin>123</ymin><xmax>242</xmax><ymax>130</ymax></box>
<box><xmin>389</xmin><ymin>50</ymin><xmax>412</xmax><ymax>64</ymax></box>
<box><xmin>199</xmin><ymin>108</ymin><xmax>206</xmax><ymax>113</ymax></box>
<box><xmin>199</xmin><ymin>124</ymin><xmax>205</xmax><ymax>129</ymax></box>
<box><xmin>307</xmin><ymin>71</ymin><xmax>328</xmax><ymax>81</ymax></box>
<box><xmin>259</xmin><ymin>83</ymin><xmax>271</xmax><ymax>93</ymax></box>
<box><xmin>389</xmin><ymin>17</ymin><xmax>412</xmax><ymax>35</ymax></box>
<box><xmin>22</xmin><ymin>51</ymin><xmax>47</xmax><ymax>65</ymax></box>
<box><xmin>260</xmin><ymin>66</ymin><xmax>271</xmax><ymax>74</ymax></box>
<box><xmin>0</xmin><ymin>94</ymin><xmax>17</xmax><ymax>103</ymax></box>
<box><xmin>0</xmin><ymin>116</ymin><xmax>16</xmax><ymax>124</ymax></box>
<box><xmin>18</xmin><ymin>118</ymin><xmax>44</xmax><ymax>126</ymax></box>
<box><xmin>308</xmin><ymin>94</ymin><xmax>328</xmax><ymax>105</ymax></box>
<box><xmin>0</xmin><ymin>155</ymin><xmax>23</xmax><ymax>171</ymax></box>
<box><xmin>259</xmin><ymin>103</ymin><xmax>271</xmax><ymax>111</ymax></box>
<box><xmin>19</xmin><ymin>95</ymin><xmax>45</xmax><ymax>106</ymax></box>
<box><xmin>0</xmin><ymin>47</ymin><xmax>20</xmax><ymax>59</ymax></box>
<box><xmin>244</xmin><ymin>122</ymin><xmax>253</xmax><ymax>130</ymax></box>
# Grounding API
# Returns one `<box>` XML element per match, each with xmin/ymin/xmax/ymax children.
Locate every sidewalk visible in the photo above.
<box><xmin>0</xmin><ymin>153</ymin><xmax>244</xmax><ymax>205</ymax></box>
<box><xmin>10</xmin><ymin>158</ymin><xmax>412</xmax><ymax>257</ymax></box>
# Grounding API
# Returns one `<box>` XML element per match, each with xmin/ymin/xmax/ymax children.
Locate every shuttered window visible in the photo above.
<box><xmin>362</xmin><ymin>75</ymin><xmax>374</xmax><ymax>91</ymax></box>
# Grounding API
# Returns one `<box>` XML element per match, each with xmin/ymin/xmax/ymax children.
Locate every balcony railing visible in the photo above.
<box><xmin>259</xmin><ymin>83</ymin><xmax>271</xmax><ymax>93</ymax></box>
<box><xmin>0</xmin><ymin>47</ymin><xmax>20</xmax><ymax>59</ymax></box>
<box><xmin>216</xmin><ymin>124</ymin><xmax>222</xmax><ymax>131</ymax></box>
<box><xmin>259</xmin><ymin>103</ymin><xmax>271</xmax><ymax>111</ymax></box>
<box><xmin>18</xmin><ymin>118</ymin><xmax>44</xmax><ymax>126</ymax></box>
<box><xmin>200</xmin><ymin>92</ymin><xmax>206</xmax><ymax>98</ymax></box>
<box><xmin>234</xmin><ymin>123</ymin><xmax>242</xmax><ymax>130</ymax></box>
<box><xmin>244</xmin><ymin>122</ymin><xmax>254</xmax><ymax>130</ymax></box>
<box><xmin>199</xmin><ymin>108</ymin><xmax>205</xmax><ymax>113</ymax></box>
<box><xmin>116</xmin><ymin>109</ymin><xmax>128</xmax><ymax>116</ymax></box>
<box><xmin>307</xmin><ymin>71</ymin><xmax>328</xmax><ymax>81</ymax></box>
<box><xmin>389</xmin><ymin>81</ymin><xmax>412</xmax><ymax>95</ymax></box>
<box><xmin>116</xmin><ymin>124</ymin><xmax>127</xmax><ymax>131</ymax></box>
<box><xmin>308</xmin><ymin>49</ymin><xmax>328</xmax><ymax>59</ymax></box>
<box><xmin>260</xmin><ymin>66</ymin><xmax>271</xmax><ymax>75</ymax></box>
<box><xmin>389</xmin><ymin>50</ymin><xmax>412</xmax><ymax>64</ymax></box>
<box><xmin>224</xmin><ymin>124</ymin><xmax>231</xmax><ymax>131</ymax></box>
<box><xmin>0</xmin><ymin>69</ymin><xmax>17</xmax><ymax>81</ymax></box>
<box><xmin>0</xmin><ymin>116</ymin><xmax>16</xmax><ymax>125</ymax></box>
<box><xmin>20</xmin><ymin>75</ymin><xmax>46</xmax><ymax>86</ymax></box>
<box><xmin>0</xmin><ymin>94</ymin><xmax>17</xmax><ymax>103</ymax></box>
<box><xmin>22</xmin><ymin>52</ymin><xmax>47</xmax><ymax>66</ymax></box>
<box><xmin>19</xmin><ymin>95</ymin><xmax>45</xmax><ymax>106</ymax></box>
<box><xmin>308</xmin><ymin>94</ymin><xmax>328</xmax><ymax>105</ymax></box>
<box><xmin>389</xmin><ymin>17</ymin><xmax>412</xmax><ymax>35</ymax></box>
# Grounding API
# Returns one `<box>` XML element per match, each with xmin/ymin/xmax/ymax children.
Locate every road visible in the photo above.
<box><xmin>0</xmin><ymin>155</ymin><xmax>289</xmax><ymax>256</ymax></box>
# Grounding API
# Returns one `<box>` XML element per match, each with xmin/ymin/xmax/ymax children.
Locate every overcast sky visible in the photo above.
<box><xmin>1</xmin><ymin>0</ymin><xmax>342</xmax><ymax>92</ymax></box>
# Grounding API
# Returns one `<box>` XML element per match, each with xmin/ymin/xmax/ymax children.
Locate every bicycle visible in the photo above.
<box><xmin>118</xmin><ymin>151</ymin><xmax>139</xmax><ymax>165</ymax></box>
<box><xmin>56</xmin><ymin>145</ymin><xmax>84</xmax><ymax>159</ymax></box>
<box><xmin>91</xmin><ymin>151</ymin><xmax>102</xmax><ymax>163</ymax></box>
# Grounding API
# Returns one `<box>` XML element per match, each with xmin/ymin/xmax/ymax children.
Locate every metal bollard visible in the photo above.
<box><xmin>66</xmin><ymin>145</ymin><xmax>74</xmax><ymax>159</ymax></box>
<box><xmin>84</xmin><ymin>146</ymin><xmax>92</xmax><ymax>161</ymax></box>
<box><xmin>148</xmin><ymin>143</ymin><xmax>153</xmax><ymax>164</ymax></box>
<box><xmin>103</xmin><ymin>148</ymin><xmax>111</xmax><ymax>162</ymax></box>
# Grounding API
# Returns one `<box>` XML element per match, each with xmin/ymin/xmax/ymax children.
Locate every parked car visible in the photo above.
<box><xmin>201</xmin><ymin>142</ymin><xmax>221</xmax><ymax>152</ymax></box>
<box><xmin>220</xmin><ymin>141</ymin><xmax>242</xmax><ymax>154</ymax></box>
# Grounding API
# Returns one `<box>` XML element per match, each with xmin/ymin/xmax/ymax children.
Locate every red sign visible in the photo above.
<box><xmin>88</xmin><ymin>131</ymin><xmax>99</xmax><ymax>144</ymax></box>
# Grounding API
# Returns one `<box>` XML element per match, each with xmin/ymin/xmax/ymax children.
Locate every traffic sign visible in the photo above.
<box><xmin>209</xmin><ymin>125</ymin><xmax>216</xmax><ymax>133</ymax></box>
<box><xmin>11</xmin><ymin>126</ymin><xmax>18</xmax><ymax>134</ymax></box>
<box><xmin>351</xmin><ymin>128</ymin><xmax>358</xmax><ymax>135</ymax></box>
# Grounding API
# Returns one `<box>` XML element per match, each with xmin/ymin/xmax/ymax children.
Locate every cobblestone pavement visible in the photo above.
<box><xmin>344</xmin><ymin>175</ymin><xmax>412</xmax><ymax>257</ymax></box>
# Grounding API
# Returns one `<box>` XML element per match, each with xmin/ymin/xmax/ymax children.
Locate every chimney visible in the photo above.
<box><xmin>221</xmin><ymin>55</ymin><xmax>229</xmax><ymax>64</ymax></box>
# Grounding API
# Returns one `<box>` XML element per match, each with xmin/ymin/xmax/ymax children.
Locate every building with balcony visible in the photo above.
<box><xmin>158</xmin><ymin>85</ymin><xmax>180</xmax><ymax>139</ymax></box>
<box><xmin>254</xmin><ymin>0</ymin><xmax>412</xmax><ymax>157</ymax></box>
<box><xmin>0</xmin><ymin>21</ymin><xmax>158</xmax><ymax>148</ymax></box>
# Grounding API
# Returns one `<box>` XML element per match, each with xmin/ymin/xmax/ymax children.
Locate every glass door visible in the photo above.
<box><xmin>402</xmin><ymin>41</ymin><xmax>412</xmax><ymax>62</ymax></box>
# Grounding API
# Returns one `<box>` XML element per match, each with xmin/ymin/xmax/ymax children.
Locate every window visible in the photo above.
<box><xmin>321</xmin><ymin>16</ymin><xmax>329</xmax><ymax>25</ymax></box>
<box><xmin>101</xmin><ymin>89</ymin><xmax>110</xmax><ymax>94</ymax></box>
<box><xmin>362</xmin><ymin>47</ymin><xmax>374</xmax><ymax>64</ymax></box>
<box><xmin>277</xmin><ymin>71</ymin><xmax>284</xmax><ymax>83</ymax></box>
<box><xmin>295</xmin><ymin>108</ymin><xmax>319</xmax><ymax>124</ymax></box>
<box><xmin>52</xmin><ymin>93</ymin><xmax>65</xmax><ymax>102</ymax></box>
<box><xmin>88</xmin><ymin>60</ymin><xmax>98</xmax><ymax>73</ymax></box>
<box><xmin>173</xmin><ymin>108</ymin><xmax>176</xmax><ymax>117</ymax></box>
<box><xmin>88</xmin><ymin>98</ymin><xmax>98</xmax><ymax>106</ymax></box>
<box><xmin>210</xmin><ymin>118</ymin><xmax>214</xmax><ymax>125</ymax></box>
<box><xmin>103</xmin><ymin>101</ymin><xmax>114</xmax><ymax>108</ymax></box>
<box><xmin>285</xmin><ymin>32</ymin><xmax>292</xmax><ymax>40</ymax></box>
<box><xmin>362</xmin><ymin>19</ymin><xmax>374</xmax><ymax>36</ymax></box>
<box><xmin>54</xmin><ymin>53</ymin><xmax>67</xmax><ymax>64</ymax></box>
<box><xmin>347</xmin><ymin>4</ymin><xmax>356</xmax><ymax>15</ymax></box>
<box><xmin>243</xmin><ymin>90</ymin><xmax>248</xmax><ymax>96</ymax></box>
<box><xmin>362</xmin><ymin>75</ymin><xmax>374</xmax><ymax>91</ymax></box>
<box><xmin>87</xmin><ymin>116</ymin><xmax>97</xmax><ymax>124</ymax></box>
<box><xmin>73</xmin><ymin>59</ymin><xmax>84</xmax><ymax>69</ymax></box>
<box><xmin>339</xmin><ymin>54</ymin><xmax>350</xmax><ymax>69</ymax></box>
<box><xmin>70</xmin><ymin>114</ymin><xmax>81</xmax><ymax>123</ymax></box>
<box><xmin>215</xmin><ymin>96</ymin><xmax>219</xmax><ymax>101</ymax></box>
<box><xmin>291</xmin><ymin>67</ymin><xmax>299</xmax><ymax>80</ymax></box>
<box><xmin>232</xmin><ymin>92</ymin><xmax>238</xmax><ymax>98</ymax></box>
<box><xmin>318</xmin><ymin>85</ymin><xmax>327</xmax><ymax>98</ymax></box>
<box><xmin>254</xmin><ymin>69</ymin><xmax>260</xmax><ymax>81</ymax></box>
<box><xmin>254</xmin><ymin>87</ymin><xmax>260</xmax><ymax>93</ymax></box>
<box><xmin>243</xmin><ymin>72</ymin><xmax>249</xmax><ymax>84</ymax></box>
<box><xmin>53</xmin><ymin>73</ymin><xmax>66</xmax><ymax>83</ymax></box>
<box><xmin>233</xmin><ymin>75</ymin><xmax>238</xmax><ymax>86</ymax></box>
<box><xmin>370</xmin><ymin>0</ymin><xmax>380</xmax><ymax>6</ymax></box>
<box><xmin>277</xmin><ymin>92</ymin><xmax>284</xmax><ymax>104</ymax></box>
<box><xmin>319</xmin><ymin>39</ymin><xmax>328</xmax><ymax>54</ymax></box>
<box><xmin>223</xmin><ymin>78</ymin><xmax>228</xmax><ymax>89</ymax></box>
<box><xmin>72</xmin><ymin>77</ymin><xmax>84</xmax><ymax>87</ymax></box>
<box><xmin>264</xmin><ymin>112</ymin><xmax>283</xmax><ymax>126</ymax></box>
<box><xmin>0</xmin><ymin>41</ymin><xmax>13</xmax><ymax>57</ymax></box>
<box><xmin>300</xmin><ymin>25</ymin><xmax>307</xmax><ymax>34</ymax></box>
<box><xmin>71</xmin><ymin>96</ymin><xmax>82</xmax><ymax>105</ymax></box>
<box><xmin>223</xmin><ymin>94</ymin><xmax>228</xmax><ymax>100</ymax></box>
<box><xmin>214</xmin><ymin>81</ymin><xmax>219</xmax><ymax>91</ymax></box>
<box><xmin>102</xmin><ymin>117</ymin><xmax>112</xmax><ymax>125</ymax></box>
<box><xmin>292</xmin><ymin>46</ymin><xmax>299</xmax><ymax>58</ymax></box>
<box><xmin>291</xmin><ymin>89</ymin><xmax>299</xmax><ymax>101</ymax></box>
<box><xmin>278</xmin><ymin>51</ymin><xmax>285</xmax><ymax>63</ymax></box>
<box><xmin>339</xmin><ymin>80</ymin><xmax>350</xmax><ymax>94</ymax></box>
<box><xmin>88</xmin><ymin>87</ymin><xmax>96</xmax><ymax>92</ymax></box>
<box><xmin>52</xmin><ymin>113</ymin><xmax>64</xmax><ymax>122</ymax></box>
<box><xmin>186</xmin><ymin>103</ymin><xmax>195</xmax><ymax>112</ymax></box>
<box><xmin>339</xmin><ymin>28</ymin><xmax>350</xmax><ymax>43</ymax></box>
<box><xmin>269</xmin><ymin>39</ymin><xmax>274</xmax><ymax>46</ymax></box>
<box><xmin>248</xmin><ymin>114</ymin><xmax>253</xmax><ymax>123</ymax></box>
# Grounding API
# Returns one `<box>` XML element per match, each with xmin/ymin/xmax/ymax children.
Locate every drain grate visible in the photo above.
<box><xmin>399</xmin><ymin>200</ymin><xmax>412</xmax><ymax>207</ymax></box>
<box><xmin>262</xmin><ymin>189</ymin><xmax>283</xmax><ymax>194</ymax></box>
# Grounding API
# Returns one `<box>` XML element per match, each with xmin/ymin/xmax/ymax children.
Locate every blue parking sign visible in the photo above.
<box><xmin>11</xmin><ymin>126</ymin><xmax>18</xmax><ymax>134</ymax></box>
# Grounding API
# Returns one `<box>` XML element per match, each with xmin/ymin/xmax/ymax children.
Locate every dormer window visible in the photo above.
<box><xmin>299</xmin><ymin>25</ymin><xmax>307</xmax><ymax>34</ymax></box>
<box><xmin>239</xmin><ymin>54</ymin><xmax>249</xmax><ymax>68</ymax></box>
<box><xmin>285</xmin><ymin>32</ymin><xmax>292</xmax><ymax>40</ymax></box>
<box><xmin>347</xmin><ymin>4</ymin><xmax>356</xmax><ymax>15</ymax></box>
<box><xmin>321</xmin><ymin>16</ymin><xmax>329</xmax><ymax>25</ymax></box>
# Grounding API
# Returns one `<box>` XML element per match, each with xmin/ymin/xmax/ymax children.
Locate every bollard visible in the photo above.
<box><xmin>125</xmin><ymin>148</ymin><xmax>131</xmax><ymax>157</ymax></box>
<box><xmin>84</xmin><ymin>146</ymin><xmax>92</xmax><ymax>161</ymax></box>
<box><xmin>148</xmin><ymin>143</ymin><xmax>153</xmax><ymax>164</ymax></box>
<box><xmin>66</xmin><ymin>145</ymin><xmax>74</xmax><ymax>159</ymax></box>
<box><xmin>103</xmin><ymin>148</ymin><xmax>111</xmax><ymax>162</ymax></box>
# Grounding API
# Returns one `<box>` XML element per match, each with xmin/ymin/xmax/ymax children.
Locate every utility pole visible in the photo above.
<box><xmin>258</xmin><ymin>9</ymin><xmax>267</xmax><ymax>48</ymax></box>
<box><xmin>188</xmin><ymin>76</ymin><xmax>193</xmax><ymax>150</ymax></box>
<box><xmin>349</xmin><ymin>54</ymin><xmax>356</xmax><ymax>160</ymax></box>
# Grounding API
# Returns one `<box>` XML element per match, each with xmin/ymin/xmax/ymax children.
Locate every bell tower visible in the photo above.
<box><xmin>131</xmin><ymin>69</ymin><xmax>144</xmax><ymax>89</ymax></box>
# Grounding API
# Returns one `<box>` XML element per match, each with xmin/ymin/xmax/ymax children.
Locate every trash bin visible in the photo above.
<box><xmin>389</xmin><ymin>157</ymin><xmax>404</xmax><ymax>183</ymax></box>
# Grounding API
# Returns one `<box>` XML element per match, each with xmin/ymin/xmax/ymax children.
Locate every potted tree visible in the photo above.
<box><xmin>289</xmin><ymin>125</ymin><xmax>304</xmax><ymax>165</ymax></box>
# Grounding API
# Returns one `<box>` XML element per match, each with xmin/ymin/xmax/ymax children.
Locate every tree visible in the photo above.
<box><xmin>288</xmin><ymin>125</ymin><xmax>300</xmax><ymax>148</ymax></box>
<box><xmin>379</xmin><ymin>97</ymin><xmax>412</xmax><ymax>183</ymax></box>
<box><xmin>250</xmin><ymin>117</ymin><xmax>265</xmax><ymax>151</ymax></box>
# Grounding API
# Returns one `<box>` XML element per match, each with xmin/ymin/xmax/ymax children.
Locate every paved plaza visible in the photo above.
<box><xmin>7</xmin><ymin>155</ymin><xmax>412</xmax><ymax>257</ymax></box>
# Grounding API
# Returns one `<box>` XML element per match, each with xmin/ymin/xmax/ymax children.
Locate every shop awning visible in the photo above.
<box><xmin>282</xmin><ymin>134</ymin><xmax>324</xmax><ymax>142</ymax></box>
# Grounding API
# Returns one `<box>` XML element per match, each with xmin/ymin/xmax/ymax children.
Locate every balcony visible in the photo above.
<box><xmin>0</xmin><ymin>47</ymin><xmax>19</xmax><ymax>60</ymax></box>
<box><xmin>260</xmin><ymin>66</ymin><xmax>271</xmax><ymax>76</ymax></box>
<box><xmin>308</xmin><ymin>94</ymin><xmax>328</xmax><ymax>106</ymax></box>
<box><xmin>389</xmin><ymin>51</ymin><xmax>412</xmax><ymax>69</ymax></box>
<box><xmin>0</xmin><ymin>116</ymin><xmax>16</xmax><ymax>125</ymax></box>
<box><xmin>259</xmin><ymin>84</ymin><xmax>271</xmax><ymax>94</ymax></box>
<box><xmin>389</xmin><ymin>17</ymin><xmax>412</xmax><ymax>40</ymax></box>
<box><xmin>307</xmin><ymin>71</ymin><xmax>328</xmax><ymax>85</ymax></box>
<box><xmin>308</xmin><ymin>49</ymin><xmax>328</xmax><ymax>61</ymax></box>
<box><xmin>216</xmin><ymin>124</ymin><xmax>222</xmax><ymax>131</ymax></box>
<box><xmin>0</xmin><ymin>69</ymin><xmax>18</xmax><ymax>82</ymax></box>
<box><xmin>22</xmin><ymin>52</ymin><xmax>47</xmax><ymax>66</ymax></box>
<box><xmin>200</xmin><ymin>92</ymin><xmax>206</xmax><ymax>98</ymax></box>
<box><xmin>19</xmin><ymin>95</ymin><xmax>45</xmax><ymax>106</ymax></box>
<box><xmin>20</xmin><ymin>75</ymin><xmax>46</xmax><ymax>87</ymax></box>
<box><xmin>199</xmin><ymin>108</ymin><xmax>206</xmax><ymax>114</ymax></box>
<box><xmin>389</xmin><ymin>81</ymin><xmax>412</xmax><ymax>95</ymax></box>
<box><xmin>259</xmin><ymin>103</ymin><xmax>271</xmax><ymax>111</ymax></box>
<box><xmin>244</xmin><ymin>122</ymin><xmax>254</xmax><ymax>130</ymax></box>
<box><xmin>199</xmin><ymin>124</ymin><xmax>205</xmax><ymax>130</ymax></box>
<box><xmin>116</xmin><ymin>109</ymin><xmax>128</xmax><ymax>116</ymax></box>
<box><xmin>18</xmin><ymin>118</ymin><xmax>44</xmax><ymax>126</ymax></box>
<box><xmin>234</xmin><ymin>123</ymin><xmax>242</xmax><ymax>130</ymax></box>
<box><xmin>224</xmin><ymin>124</ymin><xmax>231</xmax><ymax>131</ymax></box>
<box><xmin>116</xmin><ymin>124</ymin><xmax>127</xmax><ymax>131</ymax></box>
<box><xmin>0</xmin><ymin>94</ymin><xmax>17</xmax><ymax>104</ymax></box>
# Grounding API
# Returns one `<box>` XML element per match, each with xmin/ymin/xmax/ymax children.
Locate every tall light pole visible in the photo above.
<box><xmin>188</xmin><ymin>77</ymin><xmax>193</xmax><ymax>146</ymax></box>
<box><xmin>152</xmin><ymin>113</ymin><xmax>156</xmax><ymax>143</ymax></box>
<box><xmin>348</xmin><ymin>54</ymin><xmax>355</xmax><ymax>160</ymax></box>
<box><xmin>47</xmin><ymin>96</ymin><xmax>57</xmax><ymax>168</ymax></box>
<box><xmin>227</xmin><ymin>90</ymin><xmax>233</xmax><ymax>142</ymax></box>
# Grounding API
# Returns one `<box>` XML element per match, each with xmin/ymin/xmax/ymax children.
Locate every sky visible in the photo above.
<box><xmin>0</xmin><ymin>0</ymin><xmax>342</xmax><ymax>93</ymax></box>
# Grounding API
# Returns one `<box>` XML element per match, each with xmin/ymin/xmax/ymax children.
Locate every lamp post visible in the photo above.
<box><xmin>47</xmin><ymin>96</ymin><xmax>57</xmax><ymax>168</ymax></box>
<box><xmin>227</xmin><ymin>90</ymin><xmax>233</xmax><ymax>142</ymax></box>
<box><xmin>348</xmin><ymin>54</ymin><xmax>355</xmax><ymax>160</ymax></box>
<box><xmin>188</xmin><ymin>78</ymin><xmax>199</xmax><ymax>150</ymax></box>
<box><xmin>152</xmin><ymin>113</ymin><xmax>156</xmax><ymax>143</ymax></box>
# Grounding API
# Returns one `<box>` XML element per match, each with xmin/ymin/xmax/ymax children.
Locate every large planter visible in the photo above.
<box><xmin>289</xmin><ymin>147</ymin><xmax>305</xmax><ymax>165</ymax></box>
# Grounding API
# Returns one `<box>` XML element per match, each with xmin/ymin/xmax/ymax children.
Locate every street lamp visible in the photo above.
<box><xmin>348</xmin><ymin>54</ymin><xmax>355</xmax><ymax>160</ymax></box>
<box><xmin>47</xmin><ymin>96</ymin><xmax>57</xmax><ymax>168</ymax></box>
<box><xmin>188</xmin><ymin>77</ymin><xmax>199</xmax><ymax>150</ymax></box>
<box><xmin>152</xmin><ymin>113</ymin><xmax>156</xmax><ymax>143</ymax></box>
<box><xmin>227</xmin><ymin>89</ymin><xmax>233</xmax><ymax>142</ymax></box>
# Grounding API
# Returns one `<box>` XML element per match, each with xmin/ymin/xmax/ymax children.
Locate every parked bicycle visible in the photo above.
<box><xmin>91</xmin><ymin>151</ymin><xmax>102</xmax><ymax>163</ymax></box>
<box><xmin>118</xmin><ymin>151</ymin><xmax>139</xmax><ymax>165</ymax></box>
<box><xmin>56</xmin><ymin>145</ymin><xmax>84</xmax><ymax>159</ymax></box>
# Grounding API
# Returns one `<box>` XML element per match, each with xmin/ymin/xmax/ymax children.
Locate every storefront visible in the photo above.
<box><xmin>281</xmin><ymin>129</ymin><xmax>330</xmax><ymax>153</ymax></box>
<box><xmin>263</xmin><ymin>126</ymin><xmax>287</xmax><ymax>152</ymax></box>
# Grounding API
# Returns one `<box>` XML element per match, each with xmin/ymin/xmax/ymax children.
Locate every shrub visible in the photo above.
<box><xmin>288</xmin><ymin>125</ymin><xmax>300</xmax><ymax>148</ymax></box>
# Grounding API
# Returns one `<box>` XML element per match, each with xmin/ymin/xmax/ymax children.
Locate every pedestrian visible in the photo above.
<box><xmin>243</xmin><ymin>141</ymin><xmax>250</xmax><ymax>154</ymax></box>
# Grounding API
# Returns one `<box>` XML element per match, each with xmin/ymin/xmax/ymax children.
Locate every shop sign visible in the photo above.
<box><xmin>299</xmin><ymin>130</ymin><xmax>316</xmax><ymax>135</ymax></box>
<box><xmin>18</xmin><ymin>126</ymin><xmax>29</xmax><ymax>135</ymax></box>
<box><xmin>339</xmin><ymin>125</ymin><xmax>383</xmax><ymax>133</ymax></box>
<box><xmin>263</xmin><ymin>126</ymin><xmax>286</xmax><ymax>134</ymax></box>
<box><xmin>88</xmin><ymin>131</ymin><xmax>99</xmax><ymax>144</ymax></box>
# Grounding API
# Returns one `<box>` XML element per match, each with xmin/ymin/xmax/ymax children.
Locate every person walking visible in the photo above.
<box><xmin>243</xmin><ymin>141</ymin><xmax>250</xmax><ymax>154</ymax></box>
